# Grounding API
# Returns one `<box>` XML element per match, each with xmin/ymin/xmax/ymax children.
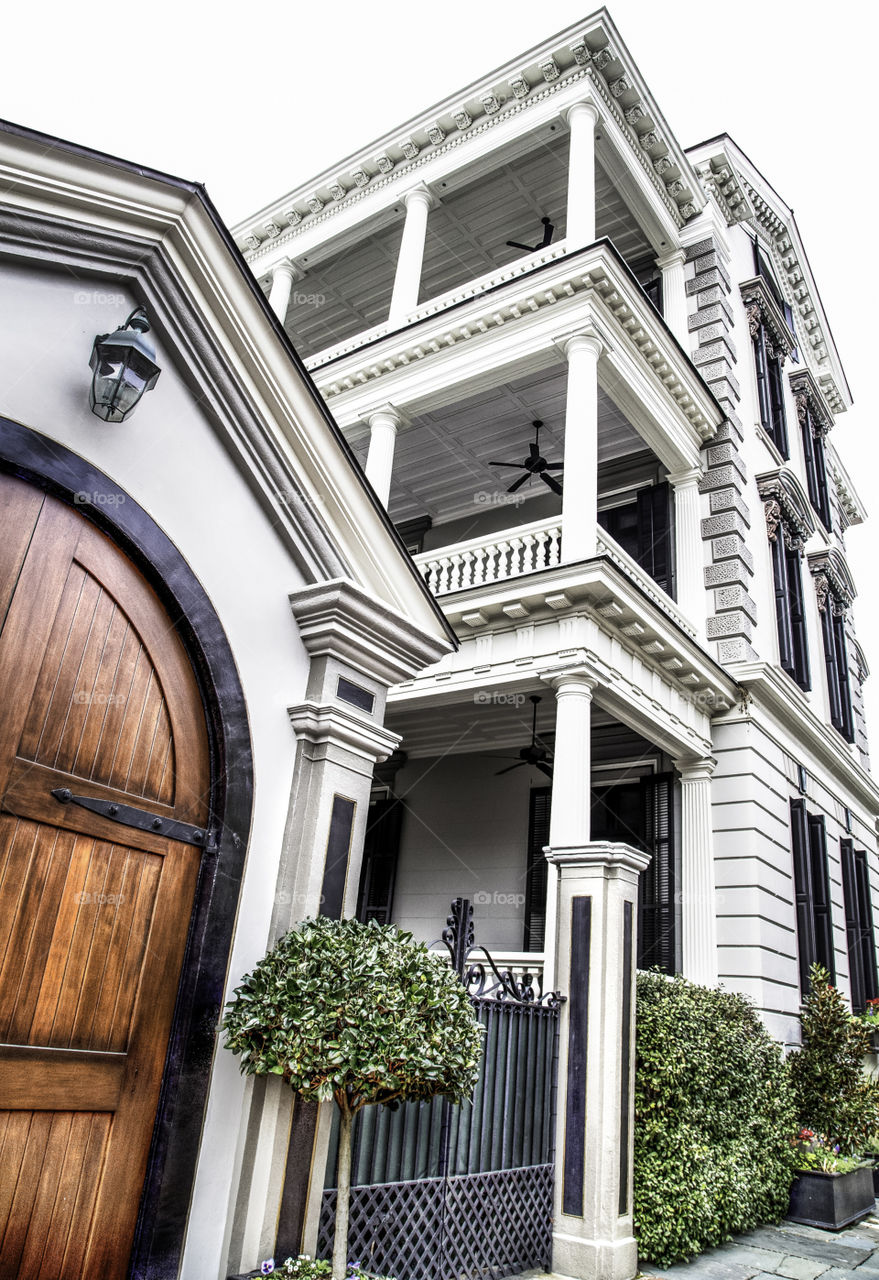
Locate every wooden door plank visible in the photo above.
<box><xmin>52</xmin><ymin>585</ymin><xmax>117</xmax><ymax>776</ymax></box>
<box><xmin>0</xmin><ymin>1048</ymin><xmax>123</xmax><ymax>1110</ymax></box>
<box><xmin>88</xmin><ymin>853</ymin><xmax>147</xmax><ymax>1052</ymax></box>
<box><xmin>72</xmin><ymin>603</ymin><xmax>128</xmax><ymax>779</ymax></box>
<box><xmin>104</xmin><ymin>855</ymin><xmax>162</xmax><ymax>1054</ymax></box>
<box><xmin>14</xmin><ymin>1112</ymin><xmax>73</xmax><ymax>1279</ymax></box>
<box><xmin>0</xmin><ymin>1111</ymin><xmax>53</xmax><ymax>1275</ymax></box>
<box><xmin>0</xmin><ymin>476</ymin><xmax>44</xmax><ymax>635</ymax></box>
<box><xmin>56</xmin><ymin>1113</ymin><xmax>111</xmax><ymax>1279</ymax></box>
<box><xmin>0</xmin><ymin>502</ymin><xmax>87</xmax><ymax>798</ymax></box>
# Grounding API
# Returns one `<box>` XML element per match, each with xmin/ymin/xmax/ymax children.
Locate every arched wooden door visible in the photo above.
<box><xmin>0</xmin><ymin>473</ymin><xmax>212</xmax><ymax>1279</ymax></box>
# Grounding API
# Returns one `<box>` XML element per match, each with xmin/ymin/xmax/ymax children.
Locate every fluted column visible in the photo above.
<box><xmin>542</xmin><ymin>668</ymin><xmax>596</xmax><ymax>992</ymax></box>
<box><xmin>388</xmin><ymin>184</ymin><xmax>435</xmax><ymax>322</ymax></box>
<box><xmin>675</xmin><ymin>756</ymin><xmax>718</xmax><ymax>986</ymax></box>
<box><xmin>565</xmin><ymin>100</ymin><xmax>600</xmax><ymax>248</ymax></box>
<box><xmin>364</xmin><ymin>404</ymin><xmax>404</xmax><ymax>508</ymax></box>
<box><xmin>655</xmin><ymin>249</ymin><xmax>688</xmax><ymax>346</ymax></box>
<box><xmin>668</xmin><ymin>467</ymin><xmax>705</xmax><ymax>633</ymax></box>
<box><xmin>268</xmin><ymin>259</ymin><xmax>301</xmax><ymax>325</ymax></box>
<box><xmin>560</xmin><ymin>331</ymin><xmax>602</xmax><ymax>563</ymax></box>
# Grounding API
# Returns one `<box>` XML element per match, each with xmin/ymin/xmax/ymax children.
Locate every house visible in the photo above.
<box><xmin>229</xmin><ymin>6</ymin><xmax>879</xmax><ymax>1279</ymax></box>
<box><xmin>0</xmin><ymin>122</ymin><xmax>452</xmax><ymax>1280</ymax></box>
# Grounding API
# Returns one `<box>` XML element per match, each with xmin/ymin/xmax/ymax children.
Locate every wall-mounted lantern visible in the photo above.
<box><xmin>89</xmin><ymin>307</ymin><xmax>161</xmax><ymax>422</ymax></box>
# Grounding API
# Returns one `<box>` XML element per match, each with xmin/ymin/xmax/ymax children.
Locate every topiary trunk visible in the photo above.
<box><xmin>332</xmin><ymin>1103</ymin><xmax>353</xmax><ymax>1280</ymax></box>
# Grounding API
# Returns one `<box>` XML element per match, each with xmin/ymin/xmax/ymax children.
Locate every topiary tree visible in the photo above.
<box><xmin>221</xmin><ymin>916</ymin><xmax>484</xmax><ymax>1280</ymax></box>
<box><xmin>634</xmin><ymin>971</ymin><xmax>798</xmax><ymax>1266</ymax></box>
<box><xmin>789</xmin><ymin>963</ymin><xmax>879</xmax><ymax>1154</ymax></box>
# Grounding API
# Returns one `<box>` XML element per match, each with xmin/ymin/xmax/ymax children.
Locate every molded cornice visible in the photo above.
<box><xmin>739</xmin><ymin>277</ymin><xmax>796</xmax><ymax>361</ymax></box>
<box><xmin>234</xmin><ymin>10</ymin><xmax>705</xmax><ymax>259</ymax></box>
<box><xmin>756</xmin><ymin>467</ymin><xmax>816</xmax><ymax>548</ymax></box>
<box><xmin>807</xmin><ymin>548</ymin><xmax>857</xmax><ymax>611</ymax></box>
<box><xmin>789</xmin><ymin>368</ymin><xmax>834</xmax><ymax>437</ymax></box>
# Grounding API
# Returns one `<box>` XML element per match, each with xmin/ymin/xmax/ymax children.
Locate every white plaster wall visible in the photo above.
<box><xmin>391</xmin><ymin>751</ymin><xmax>538</xmax><ymax>951</ymax></box>
<box><xmin>0</xmin><ymin>263</ymin><xmax>311</xmax><ymax>1280</ymax></box>
<box><xmin>712</xmin><ymin>712</ymin><xmax>879</xmax><ymax>1046</ymax></box>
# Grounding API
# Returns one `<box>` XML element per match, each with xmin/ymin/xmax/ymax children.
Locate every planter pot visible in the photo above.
<box><xmin>787</xmin><ymin>1165</ymin><xmax>875</xmax><ymax>1230</ymax></box>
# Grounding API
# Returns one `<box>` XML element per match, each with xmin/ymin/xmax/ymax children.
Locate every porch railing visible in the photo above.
<box><xmin>414</xmin><ymin>517</ymin><xmax>562</xmax><ymax>595</ymax></box>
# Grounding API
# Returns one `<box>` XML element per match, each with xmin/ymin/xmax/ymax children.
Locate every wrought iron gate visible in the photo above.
<box><xmin>318</xmin><ymin>900</ymin><xmax>563</xmax><ymax>1280</ymax></box>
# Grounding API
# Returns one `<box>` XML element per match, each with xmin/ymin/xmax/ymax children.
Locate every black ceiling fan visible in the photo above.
<box><xmin>507</xmin><ymin>216</ymin><xmax>555</xmax><ymax>254</ymax></box>
<box><xmin>489</xmin><ymin>420</ymin><xmax>563</xmax><ymax>496</ymax></box>
<box><xmin>493</xmin><ymin>696</ymin><xmax>554</xmax><ymax>779</ymax></box>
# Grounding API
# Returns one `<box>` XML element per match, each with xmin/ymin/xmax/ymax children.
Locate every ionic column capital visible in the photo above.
<box><xmin>667</xmin><ymin>466</ymin><xmax>703</xmax><ymax>489</ymax></box>
<box><xmin>540</xmin><ymin>663</ymin><xmax>600</xmax><ymax>697</ymax></box>
<box><xmin>565</xmin><ymin>98</ymin><xmax>600</xmax><ymax>130</ymax></box>
<box><xmin>674</xmin><ymin>755</ymin><xmax>717</xmax><ymax>783</ymax></box>
<box><xmin>555</xmin><ymin>327</ymin><xmax>605</xmax><ymax>363</ymax></box>
<box><xmin>365</xmin><ymin>402</ymin><xmax>408</xmax><ymax>431</ymax></box>
<box><xmin>401</xmin><ymin>181</ymin><xmax>438</xmax><ymax>212</ymax></box>
<box><xmin>655</xmin><ymin>248</ymin><xmax>687</xmax><ymax>272</ymax></box>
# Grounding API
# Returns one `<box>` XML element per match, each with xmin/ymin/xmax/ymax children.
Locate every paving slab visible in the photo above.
<box><xmin>733</xmin><ymin>1228</ymin><xmax>872</xmax><ymax>1268</ymax></box>
<box><xmin>773</xmin><ymin>1254</ymin><xmax>830</xmax><ymax>1280</ymax></box>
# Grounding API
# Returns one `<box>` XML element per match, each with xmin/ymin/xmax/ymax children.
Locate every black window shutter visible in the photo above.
<box><xmin>813</xmin><ymin>433</ymin><xmax>832</xmax><ymax>529</ymax></box>
<box><xmin>771</xmin><ymin>534</ymin><xmax>795</xmax><ymax>677</ymax></box>
<box><xmin>636</xmin><ymin>482</ymin><xmax>672</xmax><ymax>597</ymax></box>
<box><xmin>768</xmin><ymin>355</ymin><xmax>789</xmax><ymax>457</ymax></box>
<box><xmin>832</xmin><ymin>613</ymin><xmax>855</xmax><ymax>743</ymax></box>
<box><xmin>841</xmin><ymin>839</ymin><xmax>866</xmax><ymax>1010</ymax></box>
<box><xmin>855</xmin><ymin>849</ymin><xmax>879</xmax><ymax>1003</ymax></box>
<box><xmin>821</xmin><ymin>605</ymin><xmax>844</xmax><ymax>732</ymax></box>
<box><xmin>638</xmin><ymin>773</ymin><xmax>675</xmax><ymax>974</ymax></box>
<box><xmin>807</xmin><ymin>813</ymin><xmax>835</xmax><ymax>982</ymax></box>
<box><xmin>356</xmin><ymin>797</ymin><xmax>404</xmax><ymax>924</ymax></box>
<box><xmin>786</xmin><ymin>544</ymin><xmax>810</xmax><ymax>690</ymax></box>
<box><xmin>790</xmin><ymin>799</ymin><xmax>817</xmax><ymax>995</ymax></box>
<box><xmin>753</xmin><ymin>331</ymin><xmax>772</xmax><ymax>432</ymax></box>
<box><xmin>523</xmin><ymin>787</ymin><xmax>551</xmax><ymax>951</ymax></box>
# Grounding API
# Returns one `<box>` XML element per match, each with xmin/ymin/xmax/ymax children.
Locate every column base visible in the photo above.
<box><xmin>552</xmin><ymin>1226</ymin><xmax>638</xmax><ymax>1280</ymax></box>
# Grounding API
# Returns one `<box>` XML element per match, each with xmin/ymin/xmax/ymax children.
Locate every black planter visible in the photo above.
<box><xmin>787</xmin><ymin>1165</ymin><xmax>875</xmax><ymax>1230</ymax></box>
<box><xmin>863</xmin><ymin>1153</ymin><xmax>879</xmax><ymax>1196</ymax></box>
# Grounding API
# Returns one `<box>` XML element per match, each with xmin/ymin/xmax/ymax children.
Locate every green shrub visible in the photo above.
<box><xmin>634</xmin><ymin>972</ymin><xmax>798</xmax><ymax>1266</ymax></box>
<box><xmin>789</xmin><ymin>963</ymin><xmax>879</xmax><ymax>1155</ymax></box>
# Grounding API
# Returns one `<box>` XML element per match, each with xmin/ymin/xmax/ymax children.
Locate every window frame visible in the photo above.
<box><xmin>790</xmin><ymin>799</ymin><xmax>836</xmax><ymax>994</ymax></box>
<box><xmin>841</xmin><ymin>838</ymin><xmax>879</xmax><ymax>1012</ymax></box>
<box><xmin>770</xmin><ymin>523</ymin><xmax>810</xmax><ymax>690</ymax></box>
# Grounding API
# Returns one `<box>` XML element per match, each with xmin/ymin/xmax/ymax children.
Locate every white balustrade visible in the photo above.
<box><xmin>414</xmin><ymin>516</ymin><xmax>563</xmax><ymax>596</ymax></box>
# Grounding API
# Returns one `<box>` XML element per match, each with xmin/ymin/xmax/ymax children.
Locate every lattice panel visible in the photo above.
<box><xmin>318</xmin><ymin>1165</ymin><xmax>553</xmax><ymax>1280</ymax></box>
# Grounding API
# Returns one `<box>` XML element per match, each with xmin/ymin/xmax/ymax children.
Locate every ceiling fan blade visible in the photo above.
<box><xmin>489</xmin><ymin>460</ymin><xmax>525</xmax><ymax>468</ymax></box>
<box><xmin>536</xmin><ymin>762</ymin><xmax>554</xmax><ymax>779</ymax></box>
<box><xmin>507</xmin><ymin>473</ymin><xmax>530</xmax><ymax>494</ymax></box>
<box><xmin>540</xmin><ymin>472</ymin><xmax>563</xmax><ymax>496</ymax></box>
<box><xmin>495</xmin><ymin>762</ymin><xmax>526</xmax><ymax>776</ymax></box>
<box><xmin>506</xmin><ymin>239</ymin><xmax>535</xmax><ymax>252</ymax></box>
<box><xmin>543</xmin><ymin>463</ymin><xmax>564</xmax><ymax>470</ymax></box>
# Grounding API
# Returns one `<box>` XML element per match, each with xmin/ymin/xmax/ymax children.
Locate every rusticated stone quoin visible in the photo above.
<box><xmin>687</xmin><ymin>235</ymin><xmax>755</xmax><ymax>663</ymax></box>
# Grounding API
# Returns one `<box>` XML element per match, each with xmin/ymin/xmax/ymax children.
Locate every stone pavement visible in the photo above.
<box><xmin>506</xmin><ymin>1208</ymin><xmax>879</xmax><ymax>1280</ymax></box>
<box><xmin>639</xmin><ymin>1209</ymin><xmax>879</xmax><ymax>1280</ymax></box>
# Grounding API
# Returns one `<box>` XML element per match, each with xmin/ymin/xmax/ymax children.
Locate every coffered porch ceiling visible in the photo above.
<box><xmin>270</xmin><ymin>144</ymin><xmax>652</xmax><ymax>362</ymax></box>
<box><xmin>346</xmin><ymin>362</ymin><xmax>649</xmax><ymax>528</ymax></box>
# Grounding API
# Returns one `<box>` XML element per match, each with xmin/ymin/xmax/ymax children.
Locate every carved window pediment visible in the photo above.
<box><xmin>790</xmin><ymin>369</ymin><xmax>834</xmax><ymax>438</ymax></box>
<box><xmin>807</xmin><ymin>548</ymin><xmax>856</xmax><ymax>613</ymax></box>
<box><xmin>740</xmin><ymin>276</ymin><xmax>796</xmax><ymax>362</ymax></box>
<box><xmin>757</xmin><ymin>468</ymin><xmax>816</xmax><ymax>550</ymax></box>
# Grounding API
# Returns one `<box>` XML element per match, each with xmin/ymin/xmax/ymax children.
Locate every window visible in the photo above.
<box><xmin>796</xmin><ymin>395</ymin><xmax>831</xmax><ymax>528</ymax></box>
<box><xmin>753</xmin><ymin>323</ymin><xmax>789</xmax><ymax>457</ymax></box>
<box><xmin>768</xmin><ymin>514</ymin><xmax>810</xmax><ymax>690</ymax></box>
<box><xmin>356</xmin><ymin>797</ymin><xmax>404</xmax><ymax>924</ymax></box>
<box><xmin>598</xmin><ymin>482</ymin><xmax>673</xmax><ymax>597</ymax></box>
<box><xmin>790</xmin><ymin>800</ymin><xmax>835</xmax><ymax>994</ymax></box>
<box><xmin>810</xmin><ymin>557</ymin><xmax>856</xmax><ymax>743</ymax></box>
<box><xmin>841</xmin><ymin>840</ymin><xmax>878</xmax><ymax>1012</ymax></box>
<box><xmin>525</xmin><ymin>775</ymin><xmax>676</xmax><ymax>972</ymax></box>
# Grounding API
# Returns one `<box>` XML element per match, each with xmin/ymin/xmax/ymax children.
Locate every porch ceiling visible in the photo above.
<box><xmin>348</xmin><ymin>363</ymin><xmax>646</xmax><ymax>527</ymax></box>
<box><xmin>385</xmin><ymin>696</ymin><xmax>655</xmax><ymax>760</ymax></box>
<box><xmin>270</xmin><ymin>144</ymin><xmax>652</xmax><ymax>362</ymax></box>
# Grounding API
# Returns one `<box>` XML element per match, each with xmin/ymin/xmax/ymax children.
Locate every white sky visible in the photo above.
<box><xmin>4</xmin><ymin>0</ymin><xmax>878</xmax><ymax>735</ymax></box>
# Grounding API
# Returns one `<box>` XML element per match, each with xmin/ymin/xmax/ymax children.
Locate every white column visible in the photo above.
<box><xmin>675</xmin><ymin>756</ymin><xmax>718</xmax><ymax>987</ymax></box>
<box><xmin>655</xmin><ymin>249</ymin><xmax>689</xmax><ymax>346</ymax></box>
<box><xmin>388</xmin><ymin>184</ymin><xmax>435</xmax><ymax>323</ymax></box>
<box><xmin>667</xmin><ymin>467</ymin><xmax>705</xmax><ymax>633</ymax></box>
<box><xmin>364</xmin><ymin>404</ymin><xmax>403</xmax><ymax>508</ymax></box>
<box><xmin>560</xmin><ymin>331</ymin><xmax>602</xmax><ymax>563</ymax></box>
<box><xmin>548</xmin><ymin>841</ymin><xmax>649</xmax><ymax>1280</ymax></box>
<box><xmin>268</xmin><ymin>259</ymin><xmax>301</xmax><ymax>325</ymax></box>
<box><xmin>565</xmin><ymin>100</ymin><xmax>600</xmax><ymax>249</ymax></box>
<box><xmin>542</xmin><ymin>668</ymin><xmax>596</xmax><ymax>992</ymax></box>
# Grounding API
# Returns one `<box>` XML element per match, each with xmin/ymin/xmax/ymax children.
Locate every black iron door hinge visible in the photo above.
<box><xmin>51</xmin><ymin>787</ymin><xmax>216</xmax><ymax>851</ymax></box>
